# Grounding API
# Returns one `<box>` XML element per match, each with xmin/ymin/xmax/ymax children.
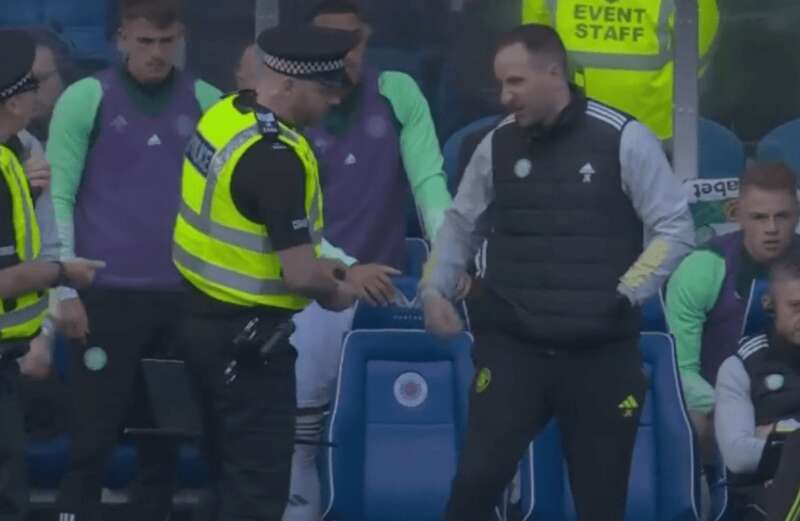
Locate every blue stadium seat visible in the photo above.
<box><xmin>320</xmin><ymin>330</ymin><xmax>474</xmax><ymax>521</ymax></box>
<box><xmin>404</xmin><ymin>237</ymin><xmax>429</xmax><ymax>279</ymax></box>
<box><xmin>351</xmin><ymin>276</ymin><xmax>469</xmax><ymax>331</ymax></box>
<box><xmin>515</xmin><ymin>333</ymin><xmax>700</xmax><ymax>521</ymax></box>
<box><xmin>707</xmin><ymin>458</ymin><xmax>733</xmax><ymax>521</ymax></box>
<box><xmin>27</xmin><ymin>435</ymin><xmax>139</xmax><ymax>491</ymax></box>
<box><xmin>103</xmin><ymin>442</ymin><xmax>138</xmax><ymax>490</ymax></box>
<box><xmin>640</xmin><ymin>291</ymin><xmax>668</xmax><ymax>333</ymax></box>
<box><xmin>27</xmin><ymin>435</ymin><xmax>70</xmax><ymax>489</ymax></box>
<box><xmin>698</xmin><ymin>118</ymin><xmax>746</xmax><ymax>180</ymax></box>
<box><xmin>29</xmin><ymin>438</ymin><xmax>208</xmax><ymax>492</ymax></box>
<box><xmin>0</xmin><ymin>0</ymin><xmax>114</xmax><ymax>64</ymax></box>
<box><xmin>741</xmin><ymin>278</ymin><xmax>772</xmax><ymax>338</ymax></box>
<box><xmin>757</xmin><ymin>119</ymin><xmax>800</xmax><ymax>174</ymax></box>
<box><xmin>442</xmin><ymin>115</ymin><xmax>501</xmax><ymax>194</ymax></box>
<box><xmin>176</xmin><ymin>443</ymin><xmax>209</xmax><ymax>489</ymax></box>
<box><xmin>366</xmin><ymin>47</ymin><xmax>423</xmax><ymax>83</ymax></box>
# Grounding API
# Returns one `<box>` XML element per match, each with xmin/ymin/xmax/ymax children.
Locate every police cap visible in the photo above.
<box><xmin>0</xmin><ymin>30</ymin><xmax>38</xmax><ymax>102</ymax></box>
<box><xmin>256</xmin><ymin>25</ymin><xmax>357</xmax><ymax>87</ymax></box>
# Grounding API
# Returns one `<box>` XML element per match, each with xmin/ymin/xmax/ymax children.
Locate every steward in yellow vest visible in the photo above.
<box><xmin>522</xmin><ymin>0</ymin><xmax>719</xmax><ymax>140</ymax></box>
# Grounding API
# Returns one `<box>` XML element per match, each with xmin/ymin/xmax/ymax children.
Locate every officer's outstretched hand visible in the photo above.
<box><xmin>63</xmin><ymin>258</ymin><xmax>106</xmax><ymax>289</ymax></box>
<box><xmin>423</xmin><ymin>290</ymin><xmax>463</xmax><ymax>339</ymax></box>
<box><xmin>346</xmin><ymin>264</ymin><xmax>401</xmax><ymax>307</ymax></box>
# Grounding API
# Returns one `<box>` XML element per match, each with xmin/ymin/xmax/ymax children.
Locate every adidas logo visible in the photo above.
<box><xmin>579</xmin><ymin>162</ymin><xmax>595</xmax><ymax>183</ymax></box>
<box><xmin>618</xmin><ymin>395</ymin><xmax>639</xmax><ymax>418</ymax></box>
<box><xmin>344</xmin><ymin>153</ymin><xmax>357</xmax><ymax>166</ymax></box>
<box><xmin>110</xmin><ymin>115</ymin><xmax>128</xmax><ymax>131</ymax></box>
<box><xmin>147</xmin><ymin>134</ymin><xmax>162</xmax><ymax>146</ymax></box>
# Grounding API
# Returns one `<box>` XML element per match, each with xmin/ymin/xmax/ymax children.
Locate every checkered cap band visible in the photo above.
<box><xmin>0</xmin><ymin>71</ymin><xmax>35</xmax><ymax>100</ymax></box>
<box><xmin>263</xmin><ymin>53</ymin><xmax>345</xmax><ymax>77</ymax></box>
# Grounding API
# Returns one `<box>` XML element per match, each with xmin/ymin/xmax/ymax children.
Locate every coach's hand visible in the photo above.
<box><xmin>423</xmin><ymin>290</ymin><xmax>463</xmax><ymax>338</ymax></box>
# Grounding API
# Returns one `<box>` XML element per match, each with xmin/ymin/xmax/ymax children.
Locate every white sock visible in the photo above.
<box><xmin>283</xmin><ymin>413</ymin><xmax>324</xmax><ymax>521</ymax></box>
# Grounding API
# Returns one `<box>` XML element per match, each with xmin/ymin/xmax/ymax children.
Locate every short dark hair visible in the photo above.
<box><xmin>740</xmin><ymin>162</ymin><xmax>798</xmax><ymax>198</ymax></box>
<box><xmin>24</xmin><ymin>26</ymin><xmax>76</xmax><ymax>84</ymax></box>
<box><xmin>769</xmin><ymin>251</ymin><xmax>800</xmax><ymax>286</ymax></box>
<box><xmin>496</xmin><ymin>24</ymin><xmax>568</xmax><ymax>75</ymax></box>
<box><xmin>307</xmin><ymin>0</ymin><xmax>362</xmax><ymax>21</ymax></box>
<box><xmin>120</xmin><ymin>0</ymin><xmax>181</xmax><ymax>29</ymax></box>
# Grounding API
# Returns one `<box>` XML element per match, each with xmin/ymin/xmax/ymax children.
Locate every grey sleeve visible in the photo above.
<box><xmin>714</xmin><ymin>356</ymin><xmax>766</xmax><ymax>474</ymax></box>
<box><xmin>421</xmin><ymin>131</ymin><xmax>495</xmax><ymax>300</ymax></box>
<box><xmin>18</xmin><ymin>131</ymin><xmax>78</xmax><ymax>301</ymax></box>
<box><xmin>35</xmin><ymin>188</ymin><xmax>60</xmax><ymax>262</ymax></box>
<box><xmin>18</xmin><ymin>131</ymin><xmax>61</xmax><ymax>262</ymax></box>
<box><xmin>618</xmin><ymin>121</ymin><xmax>695</xmax><ymax>305</ymax></box>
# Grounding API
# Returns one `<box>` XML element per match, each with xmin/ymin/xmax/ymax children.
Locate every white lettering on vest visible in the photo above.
<box><xmin>185</xmin><ymin>133</ymin><xmax>217</xmax><ymax>178</ymax></box>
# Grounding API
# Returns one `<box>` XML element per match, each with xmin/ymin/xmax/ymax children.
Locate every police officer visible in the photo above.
<box><xmin>716</xmin><ymin>253</ymin><xmax>800</xmax><ymax>521</ymax></box>
<box><xmin>421</xmin><ymin>25</ymin><xmax>694</xmax><ymax>521</ymax></box>
<box><xmin>172</xmin><ymin>25</ymin><xmax>359</xmax><ymax>521</ymax></box>
<box><xmin>0</xmin><ymin>29</ymin><xmax>103</xmax><ymax>521</ymax></box>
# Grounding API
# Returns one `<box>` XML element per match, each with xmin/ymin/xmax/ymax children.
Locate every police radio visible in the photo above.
<box><xmin>224</xmin><ymin>318</ymin><xmax>296</xmax><ymax>385</ymax></box>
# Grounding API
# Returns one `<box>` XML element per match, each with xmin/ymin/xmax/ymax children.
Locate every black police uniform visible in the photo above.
<box><xmin>175</xmin><ymin>26</ymin><xmax>354</xmax><ymax>521</ymax></box>
<box><xmin>0</xmin><ymin>29</ymin><xmax>42</xmax><ymax>521</ymax></box>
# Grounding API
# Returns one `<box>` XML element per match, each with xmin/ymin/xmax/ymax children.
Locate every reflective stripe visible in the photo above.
<box><xmin>0</xmin><ymin>296</ymin><xmax>47</xmax><ymax>329</ymax></box>
<box><xmin>181</xmin><ymin>193</ymin><xmax>322</xmax><ymax>254</ymax></box>
<box><xmin>549</xmin><ymin>0</ymin><xmax>675</xmax><ymax>71</ymax></box>
<box><xmin>280</xmin><ymin>124</ymin><xmax>301</xmax><ymax>144</ymax></box>
<box><xmin>9</xmin><ymin>161</ymin><xmax>35</xmax><ymax>259</ymax></box>
<box><xmin>199</xmin><ymin>124</ymin><xmax>322</xmax><ymax>246</ymax></box>
<box><xmin>0</xmin><ymin>246</ymin><xmax>16</xmax><ymax>256</ymax></box>
<box><xmin>203</xmin><ymin>126</ymin><xmax>261</xmax><ymax>221</ymax></box>
<box><xmin>173</xmin><ymin>243</ymin><xmax>289</xmax><ymax>295</ymax></box>
<box><xmin>180</xmin><ymin>202</ymin><xmax>274</xmax><ymax>253</ymax></box>
<box><xmin>307</xmin><ymin>187</ymin><xmax>322</xmax><ymax>243</ymax></box>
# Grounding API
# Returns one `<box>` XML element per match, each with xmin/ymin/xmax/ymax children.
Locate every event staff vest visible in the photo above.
<box><xmin>522</xmin><ymin>0</ymin><xmax>719</xmax><ymax>139</ymax></box>
<box><xmin>173</xmin><ymin>94</ymin><xmax>323</xmax><ymax>310</ymax></box>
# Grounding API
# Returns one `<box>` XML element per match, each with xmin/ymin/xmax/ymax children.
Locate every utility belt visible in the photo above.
<box><xmin>0</xmin><ymin>340</ymin><xmax>29</xmax><ymax>365</ymax></box>
<box><xmin>224</xmin><ymin>317</ymin><xmax>296</xmax><ymax>385</ymax></box>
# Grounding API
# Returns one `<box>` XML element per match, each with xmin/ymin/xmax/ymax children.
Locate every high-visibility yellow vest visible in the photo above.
<box><xmin>173</xmin><ymin>94</ymin><xmax>324</xmax><ymax>310</ymax></box>
<box><xmin>522</xmin><ymin>0</ymin><xmax>719</xmax><ymax>139</ymax></box>
<box><xmin>0</xmin><ymin>145</ymin><xmax>47</xmax><ymax>341</ymax></box>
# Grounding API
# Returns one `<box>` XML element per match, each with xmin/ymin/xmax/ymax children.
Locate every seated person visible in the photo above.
<box><xmin>715</xmin><ymin>253</ymin><xmax>800</xmax><ymax>521</ymax></box>
<box><xmin>666</xmin><ymin>162</ymin><xmax>800</xmax><ymax>456</ymax></box>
